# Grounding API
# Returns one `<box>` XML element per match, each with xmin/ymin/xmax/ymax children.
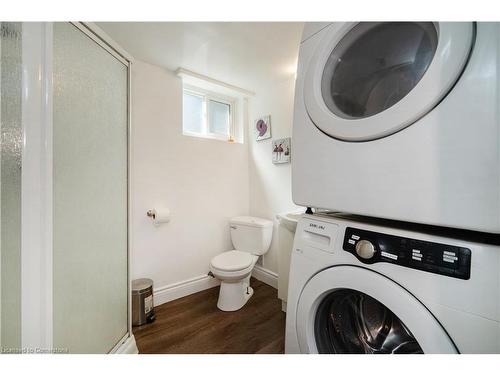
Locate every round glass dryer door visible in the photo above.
<box><xmin>295</xmin><ymin>266</ymin><xmax>457</xmax><ymax>353</ymax></box>
<box><xmin>322</xmin><ymin>22</ymin><xmax>438</xmax><ymax>120</ymax></box>
<box><xmin>315</xmin><ymin>289</ymin><xmax>422</xmax><ymax>354</ymax></box>
<box><xmin>304</xmin><ymin>22</ymin><xmax>474</xmax><ymax>141</ymax></box>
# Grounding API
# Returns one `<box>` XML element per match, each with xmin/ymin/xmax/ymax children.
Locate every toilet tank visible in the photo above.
<box><xmin>229</xmin><ymin>216</ymin><xmax>273</xmax><ymax>255</ymax></box>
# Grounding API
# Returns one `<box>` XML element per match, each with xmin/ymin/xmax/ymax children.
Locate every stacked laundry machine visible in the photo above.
<box><xmin>286</xmin><ymin>22</ymin><xmax>500</xmax><ymax>354</ymax></box>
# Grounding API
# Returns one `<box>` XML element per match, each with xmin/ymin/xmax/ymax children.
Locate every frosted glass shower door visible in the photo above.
<box><xmin>0</xmin><ymin>22</ymin><xmax>23</xmax><ymax>351</ymax></box>
<box><xmin>52</xmin><ymin>23</ymin><xmax>129</xmax><ymax>353</ymax></box>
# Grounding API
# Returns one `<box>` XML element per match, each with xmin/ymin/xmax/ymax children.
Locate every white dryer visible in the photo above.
<box><xmin>292</xmin><ymin>22</ymin><xmax>500</xmax><ymax>233</ymax></box>
<box><xmin>285</xmin><ymin>213</ymin><xmax>500</xmax><ymax>353</ymax></box>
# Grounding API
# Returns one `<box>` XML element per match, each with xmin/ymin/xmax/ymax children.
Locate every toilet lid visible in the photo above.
<box><xmin>211</xmin><ymin>250</ymin><xmax>254</xmax><ymax>272</ymax></box>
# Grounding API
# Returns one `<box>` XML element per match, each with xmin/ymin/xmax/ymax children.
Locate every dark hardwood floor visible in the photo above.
<box><xmin>133</xmin><ymin>278</ymin><xmax>286</xmax><ymax>354</ymax></box>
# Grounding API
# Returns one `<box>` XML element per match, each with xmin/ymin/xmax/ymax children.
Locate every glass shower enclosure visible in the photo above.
<box><xmin>0</xmin><ymin>22</ymin><xmax>133</xmax><ymax>354</ymax></box>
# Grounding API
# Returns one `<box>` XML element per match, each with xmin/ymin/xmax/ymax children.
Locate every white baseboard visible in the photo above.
<box><xmin>252</xmin><ymin>265</ymin><xmax>278</xmax><ymax>289</ymax></box>
<box><xmin>112</xmin><ymin>334</ymin><xmax>138</xmax><ymax>354</ymax></box>
<box><xmin>153</xmin><ymin>274</ymin><xmax>220</xmax><ymax>307</ymax></box>
<box><xmin>153</xmin><ymin>267</ymin><xmax>277</xmax><ymax>308</ymax></box>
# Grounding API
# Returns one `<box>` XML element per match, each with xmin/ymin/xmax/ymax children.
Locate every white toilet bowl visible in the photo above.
<box><xmin>209</xmin><ymin>216</ymin><xmax>273</xmax><ymax>312</ymax></box>
<box><xmin>210</xmin><ymin>250</ymin><xmax>258</xmax><ymax>311</ymax></box>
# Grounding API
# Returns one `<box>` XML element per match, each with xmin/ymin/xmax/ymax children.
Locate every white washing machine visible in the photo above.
<box><xmin>292</xmin><ymin>22</ymin><xmax>500</xmax><ymax>233</ymax></box>
<box><xmin>285</xmin><ymin>213</ymin><xmax>500</xmax><ymax>353</ymax></box>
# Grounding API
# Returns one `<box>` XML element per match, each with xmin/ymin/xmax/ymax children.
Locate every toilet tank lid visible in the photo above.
<box><xmin>230</xmin><ymin>216</ymin><xmax>273</xmax><ymax>228</ymax></box>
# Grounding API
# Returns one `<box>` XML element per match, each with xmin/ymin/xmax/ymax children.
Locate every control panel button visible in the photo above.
<box><xmin>381</xmin><ymin>251</ymin><xmax>398</xmax><ymax>260</ymax></box>
<box><xmin>355</xmin><ymin>240</ymin><xmax>376</xmax><ymax>259</ymax></box>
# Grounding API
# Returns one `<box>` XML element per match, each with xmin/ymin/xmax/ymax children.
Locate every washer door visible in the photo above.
<box><xmin>304</xmin><ymin>22</ymin><xmax>474</xmax><ymax>141</ymax></box>
<box><xmin>296</xmin><ymin>266</ymin><xmax>457</xmax><ymax>353</ymax></box>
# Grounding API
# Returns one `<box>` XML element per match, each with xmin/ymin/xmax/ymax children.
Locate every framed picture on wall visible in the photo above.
<box><xmin>254</xmin><ymin>115</ymin><xmax>271</xmax><ymax>141</ymax></box>
<box><xmin>272</xmin><ymin>137</ymin><xmax>291</xmax><ymax>164</ymax></box>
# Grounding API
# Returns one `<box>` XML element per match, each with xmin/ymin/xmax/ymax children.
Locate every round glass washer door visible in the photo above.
<box><xmin>315</xmin><ymin>289</ymin><xmax>423</xmax><ymax>353</ymax></box>
<box><xmin>303</xmin><ymin>22</ymin><xmax>474</xmax><ymax>141</ymax></box>
<box><xmin>295</xmin><ymin>266</ymin><xmax>457</xmax><ymax>353</ymax></box>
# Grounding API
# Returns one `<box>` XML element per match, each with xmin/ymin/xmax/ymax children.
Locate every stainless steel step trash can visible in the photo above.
<box><xmin>132</xmin><ymin>278</ymin><xmax>156</xmax><ymax>326</ymax></box>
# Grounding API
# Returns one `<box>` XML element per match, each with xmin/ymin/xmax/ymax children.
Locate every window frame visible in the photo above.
<box><xmin>182</xmin><ymin>84</ymin><xmax>236</xmax><ymax>142</ymax></box>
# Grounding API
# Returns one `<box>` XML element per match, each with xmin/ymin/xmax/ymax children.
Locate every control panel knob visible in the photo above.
<box><xmin>355</xmin><ymin>240</ymin><xmax>376</xmax><ymax>259</ymax></box>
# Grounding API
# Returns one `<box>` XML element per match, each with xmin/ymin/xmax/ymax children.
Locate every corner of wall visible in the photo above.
<box><xmin>247</xmin><ymin>76</ymin><xmax>301</xmax><ymax>273</ymax></box>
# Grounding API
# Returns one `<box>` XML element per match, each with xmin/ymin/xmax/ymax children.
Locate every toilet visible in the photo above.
<box><xmin>210</xmin><ymin>216</ymin><xmax>273</xmax><ymax>311</ymax></box>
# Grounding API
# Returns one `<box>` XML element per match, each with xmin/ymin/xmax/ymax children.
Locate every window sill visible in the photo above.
<box><xmin>182</xmin><ymin>131</ymin><xmax>241</xmax><ymax>144</ymax></box>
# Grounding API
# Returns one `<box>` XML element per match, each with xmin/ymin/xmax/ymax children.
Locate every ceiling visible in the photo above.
<box><xmin>97</xmin><ymin>22</ymin><xmax>304</xmax><ymax>93</ymax></box>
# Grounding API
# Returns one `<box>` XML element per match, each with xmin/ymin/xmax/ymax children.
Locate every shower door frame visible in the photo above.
<box><xmin>20</xmin><ymin>21</ymin><xmax>135</xmax><ymax>353</ymax></box>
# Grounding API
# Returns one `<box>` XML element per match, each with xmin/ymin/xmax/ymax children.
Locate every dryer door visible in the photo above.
<box><xmin>296</xmin><ymin>266</ymin><xmax>457</xmax><ymax>353</ymax></box>
<box><xmin>304</xmin><ymin>22</ymin><xmax>474</xmax><ymax>141</ymax></box>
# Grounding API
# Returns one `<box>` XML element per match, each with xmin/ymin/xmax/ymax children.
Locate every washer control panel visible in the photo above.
<box><xmin>343</xmin><ymin>227</ymin><xmax>471</xmax><ymax>280</ymax></box>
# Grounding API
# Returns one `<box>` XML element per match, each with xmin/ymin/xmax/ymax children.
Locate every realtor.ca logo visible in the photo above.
<box><xmin>1</xmin><ymin>347</ymin><xmax>69</xmax><ymax>354</ymax></box>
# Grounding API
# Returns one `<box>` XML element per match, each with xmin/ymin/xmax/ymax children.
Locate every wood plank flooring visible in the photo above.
<box><xmin>133</xmin><ymin>278</ymin><xmax>286</xmax><ymax>354</ymax></box>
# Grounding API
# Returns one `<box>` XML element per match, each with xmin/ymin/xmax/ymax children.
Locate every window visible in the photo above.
<box><xmin>178</xmin><ymin>68</ymin><xmax>250</xmax><ymax>143</ymax></box>
<box><xmin>182</xmin><ymin>86</ymin><xmax>234</xmax><ymax>141</ymax></box>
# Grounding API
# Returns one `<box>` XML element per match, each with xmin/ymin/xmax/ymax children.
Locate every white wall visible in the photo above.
<box><xmin>132</xmin><ymin>58</ymin><xmax>300</xmax><ymax>297</ymax></box>
<box><xmin>248</xmin><ymin>77</ymin><xmax>301</xmax><ymax>274</ymax></box>
<box><xmin>131</xmin><ymin>60</ymin><xmax>250</xmax><ymax>295</ymax></box>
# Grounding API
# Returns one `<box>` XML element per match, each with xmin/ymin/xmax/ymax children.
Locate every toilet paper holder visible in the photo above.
<box><xmin>146</xmin><ymin>208</ymin><xmax>171</xmax><ymax>225</ymax></box>
<box><xmin>146</xmin><ymin>210</ymin><xmax>157</xmax><ymax>220</ymax></box>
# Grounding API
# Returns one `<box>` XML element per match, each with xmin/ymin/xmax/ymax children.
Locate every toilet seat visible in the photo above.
<box><xmin>211</xmin><ymin>250</ymin><xmax>254</xmax><ymax>272</ymax></box>
<box><xmin>210</xmin><ymin>250</ymin><xmax>258</xmax><ymax>311</ymax></box>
